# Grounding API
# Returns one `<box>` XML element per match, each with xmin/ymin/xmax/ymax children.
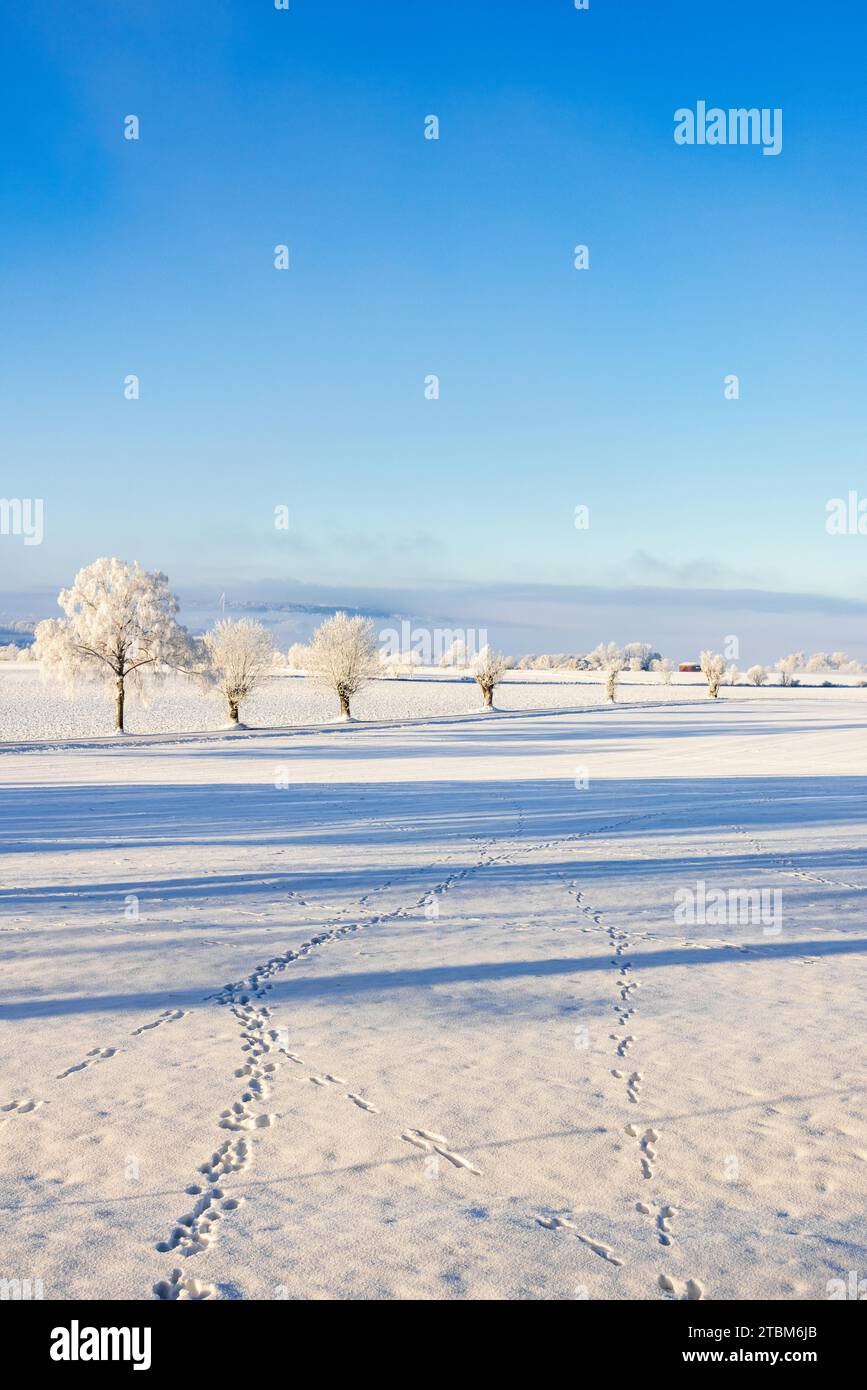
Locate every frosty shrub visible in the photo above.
<box><xmin>472</xmin><ymin>644</ymin><xmax>508</xmax><ymax>709</ymax></box>
<box><xmin>33</xmin><ymin>557</ymin><xmax>195</xmax><ymax>732</ymax></box>
<box><xmin>204</xmin><ymin>618</ymin><xmax>275</xmax><ymax>726</ymax></box>
<box><xmin>306</xmin><ymin>611</ymin><xmax>378</xmax><ymax>719</ymax></box>
<box><xmin>746</xmin><ymin>665</ymin><xmax>768</xmax><ymax>687</ymax></box>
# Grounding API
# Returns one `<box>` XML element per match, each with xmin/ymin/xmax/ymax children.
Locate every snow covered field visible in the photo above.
<box><xmin>1</xmin><ymin>692</ymin><xmax>866</xmax><ymax>1301</ymax></box>
<box><xmin>1</xmin><ymin>662</ymin><xmax>862</xmax><ymax>742</ymax></box>
<box><xmin>0</xmin><ymin>664</ymin><xmax>696</xmax><ymax>741</ymax></box>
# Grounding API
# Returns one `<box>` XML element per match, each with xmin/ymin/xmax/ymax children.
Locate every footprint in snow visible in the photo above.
<box><xmin>1</xmin><ymin>1097</ymin><xmax>48</xmax><ymax>1115</ymax></box>
<box><xmin>346</xmin><ymin>1093</ymin><xmax>380</xmax><ymax>1113</ymax></box>
<box><xmin>536</xmin><ymin>1215</ymin><xmax>624</xmax><ymax>1266</ymax></box>
<box><xmin>131</xmin><ymin>1008</ymin><xmax>187</xmax><ymax>1036</ymax></box>
<box><xmin>402</xmin><ymin>1129</ymin><xmax>482</xmax><ymax>1175</ymax></box>
<box><xmin>659</xmin><ymin>1273</ymin><xmax>704</xmax><ymax>1300</ymax></box>
<box><xmin>57</xmin><ymin>1046</ymin><xmax>118</xmax><ymax>1079</ymax></box>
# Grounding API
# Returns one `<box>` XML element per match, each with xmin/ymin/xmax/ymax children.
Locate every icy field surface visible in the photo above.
<box><xmin>1</xmin><ymin>695</ymin><xmax>865</xmax><ymax>1300</ymax></box>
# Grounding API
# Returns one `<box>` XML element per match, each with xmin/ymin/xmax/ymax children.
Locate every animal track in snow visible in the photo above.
<box><xmin>59</xmin><ymin>1008</ymin><xmax>187</xmax><ymax>1082</ymax></box>
<box><xmin>218</xmin><ymin>1102</ymin><xmax>275</xmax><ymax>1132</ymax></box>
<box><xmin>626</xmin><ymin>1123</ymin><xmax>660</xmax><ymax>1179</ymax></box>
<box><xmin>153</xmin><ymin>992</ymin><xmax>277</xmax><ymax>1285</ymax></box>
<box><xmin>154</xmin><ymin>870</ymin><xmax>494</xmax><ymax>1297</ymax></box>
<box><xmin>208</xmin><ymin>844</ymin><xmax>501</xmax><ymax>1009</ymax></box>
<box><xmin>156</xmin><ymin>1184</ymin><xmax>237</xmax><ymax>1256</ymax></box>
<box><xmin>564</xmin><ymin>881</ymin><xmax>656</xmax><ymax>1150</ymax></box>
<box><xmin>732</xmin><ymin>823</ymin><xmax>864</xmax><ymax>894</ymax></box>
<box><xmin>401</xmin><ymin>1127</ymin><xmax>446</xmax><ymax>1150</ymax></box>
<box><xmin>659</xmin><ymin>1273</ymin><xmax>704</xmax><ymax>1300</ymax></box>
<box><xmin>156</xmin><ymin>1137</ymin><xmax>252</xmax><ymax>1259</ymax></box>
<box><xmin>564</xmin><ymin>860</ymin><xmax>701</xmax><ymax>1298</ymax></box>
<box><xmin>346</xmin><ymin>1092</ymin><xmax>379</xmax><ymax>1113</ymax></box>
<box><xmin>611</xmin><ymin>1067</ymin><xmax>643</xmax><ymax>1103</ymax></box>
<box><xmin>153</xmin><ymin>892</ymin><xmax>397</xmax><ymax>1294</ymax></box>
<box><xmin>131</xmin><ymin>1008</ymin><xmax>187</xmax><ymax>1036</ymax></box>
<box><xmin>234</xmin><ymin>1059</ymin><xmax>277</xmax><ymax>1101</ymax></box>
<box><xmin>153</xmin><ymin>1267</ymin><xmax>216</xmax><ymax>1300</ymax></box>
<box><xmin>433</xmin><ymin>1146</ymin><xmax>483</xmax><ymax>1175</ymax></box>
<box><xmin>198</xmin><ymin>1135</ymin><xmax>251</xmax><ymax>1184</ymax></box>
<box><xmin>536</xmin><ymin>1214</ymin><xmax>624</xmax><ymax>1266</ymax></box>
<box><xmin>636</xmin><ymin>1198</ymin><xmax>678</xmax><ymax>1246</ymax></box>
<box><xmin>57</xmin><ymin>1046</ymin><xmax>119</xmax><ymax>1079</ymax></box>
<box><xmin>1</xmin><ymin>1097</ymin><xmax>47</xmax><ymax>1116</ymax></box>
<box><xmin>401</xmin><ymin>1128</ymin><xmax>482</xmax><ymax>1175</ymax></box>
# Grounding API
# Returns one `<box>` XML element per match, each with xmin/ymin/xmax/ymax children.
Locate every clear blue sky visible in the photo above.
<box><xmin>1</xmin><ymin>0</ymin><xmax>866</xmax><ymax>655</ymax></box>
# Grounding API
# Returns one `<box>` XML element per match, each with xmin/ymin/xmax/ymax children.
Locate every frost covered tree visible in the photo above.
<box><xmin>776</xmin><ymin>654</ymin><xmax>800</xmax><ymax>687</ymax></box>
<box><xmin>605</xmin><ymin>662</ymin><xmax>619</xmax><ymax>702</ymax></box>
<box><xmin>287</xmin><ymin>642</ymin><xmax>308</xmax><ymax>671</ymax></box>
<box><xmin>651</xmin><ymin>657</ymin><xmax>674</xmax><ymax>685</ymax></box>
<box><xmin>589</xmin><ymin>641</ymin><xmax>622</xmax><ymax>671</ymax></box>
<box><xmin>33</xmin><ymin>558</ymin><xmax>195</xmax><ymax>732</ymax></box>
<box><xmin>306</xmin><ymin>611</ymin><xmax>378</xmax><ymax>718</ymax></box>
<box><xmin>725</xmin><ymin>663</ymin><xmax>740</xmax><ymax>686</ymax></box>
<box><xmin>472</xmin><ymin>644</ymin><xmax>508</xmax><ymax>708</ymax></box>
<box><xmin>746</xmin><ymin>665</ymin><xmax>768</xmax><ymax>686</ymax></box>
<box><xmin>623</xmin><ymin>642</ymin><xmax>658</xmax><ymax>671</ymax></box>
<box><xmin>806</xmin><ymin>652</ymin><xmax>831</xmax><ymax>672</ymax></box>
<box><xmin>700</xmin><ymin>650</ymin><xmax>726</xmax><ymax>698</ymax></box>
<box><xmin>204</xmin><ymin>618</ymin><xmax>275</xmax><ymax>726</ymax></box>
<box><xmin>438</xmin><ymin>637</ymin><xmax>467</xmax><ymax>669</ymax></box>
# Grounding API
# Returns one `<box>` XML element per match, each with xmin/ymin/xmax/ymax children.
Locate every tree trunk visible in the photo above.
<box><xmin>115</xmin><ymin>676</ymin><xmax>125</xmax><ymax>731</ymax></box>
<box><xmin>482</xmin><ymin>683</ymin><xmax>493</xmax><ymax>708</ymax></box>
<box><xmin>338</xmin><ymin>689</ymin><xmax>351</xmax><ymax>718</ymax></box>
<box><xmin>228</xmin><ymin>698</ymin><xmax>240</xmax><ymax>723</ymax></box>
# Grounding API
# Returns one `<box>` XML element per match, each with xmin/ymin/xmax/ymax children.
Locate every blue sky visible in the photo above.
<box><xmin>1</xmin><ymin>0</ymin><xmax>865</xmax><ymax>657</ymax></box>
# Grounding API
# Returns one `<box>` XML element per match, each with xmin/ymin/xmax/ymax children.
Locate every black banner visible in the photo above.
<box><xmin>0</xmin><ymin>1298</ymin><xmax>860</xmax><ymax>1375</ymax></box>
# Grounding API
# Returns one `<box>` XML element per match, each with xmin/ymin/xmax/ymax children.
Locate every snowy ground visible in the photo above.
<box><xmin>1</xmin><ymin>692</ymin><xmax>865</xmax><ymax>1301</ymax></box>
<box><xmin>0</xmin><ymin>662</ymin><xmax>863</xmax><ymax>742</ymax></box>
<box><xmin>0</xmin><ymin>664</ymin><xmax>695</xmax><ymax>741</ymax></box>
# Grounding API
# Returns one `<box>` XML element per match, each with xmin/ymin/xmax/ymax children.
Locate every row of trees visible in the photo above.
<box><xmin>485</xmin><ymin>648</ymin><xmax>865</xmax><ymax>677</ymax></box>
<box><xmin>515</xmin><ymin>642</ymin><xmax>663</xmax><ymax>672</ymax></box>
<box><xmin>26</xmin><ymin>558</ymin><xmax>862</xmax><ymax>729</ymax></box>
<box><xmin>31</xmin><ymin>558</ymin><xmax>511</xmax><ymax>731</ymax></box>
<box><xmin>697</xmin><ymin>653</ymin><xmax>805</xmax><ymax>696</ymax></box>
